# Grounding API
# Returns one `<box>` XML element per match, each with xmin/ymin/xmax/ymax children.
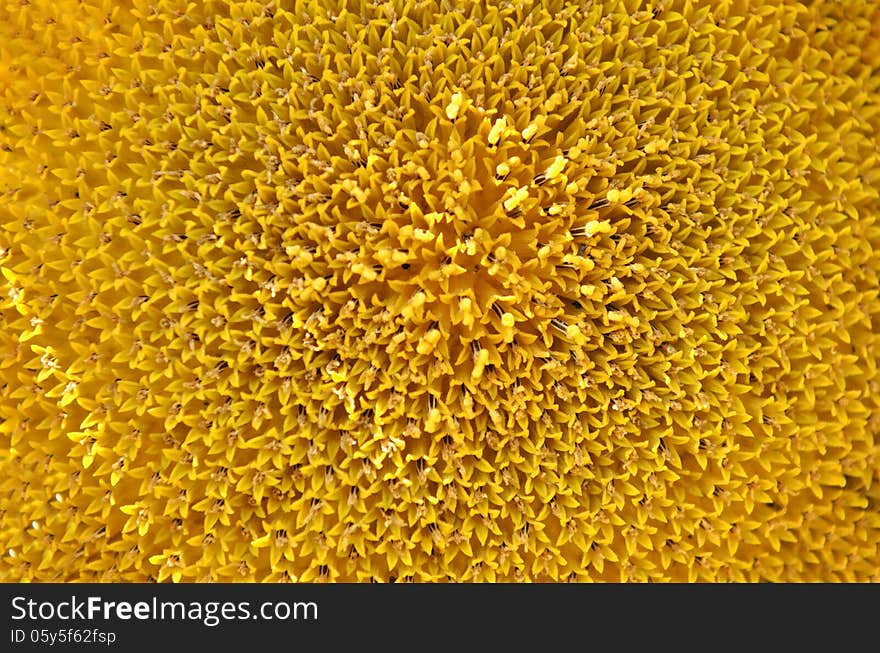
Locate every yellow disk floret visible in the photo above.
<box><xmin>1</xmin><ymin>0</ymin><xmax>880</xmax><ymax>583</ymax></box>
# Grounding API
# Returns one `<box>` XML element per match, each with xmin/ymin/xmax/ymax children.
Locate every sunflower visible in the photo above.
<box><xmin>1</xmin><ymin>0</ymin><xmax>879</xmax><ymax>582</ymax></box>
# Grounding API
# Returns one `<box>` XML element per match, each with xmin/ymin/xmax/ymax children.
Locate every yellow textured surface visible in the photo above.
<box><xmin>2</xmin><ymin>0</ymin><xmax>880</xmax><ymax>582</ymax></box>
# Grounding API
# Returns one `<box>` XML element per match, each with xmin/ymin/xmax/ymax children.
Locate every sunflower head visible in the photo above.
<box><xmin>1</xmin><ymin>0</ymin><xmax>880</xmax><ymax>582</ymax></box>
